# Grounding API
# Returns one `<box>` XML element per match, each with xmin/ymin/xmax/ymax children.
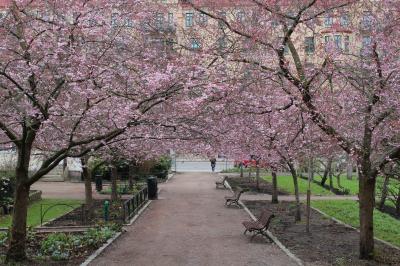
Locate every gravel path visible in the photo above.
<box><xmin>90</xmin><ymin>172</ymin><xmax>297</xmax><ymax>266</ymax></box>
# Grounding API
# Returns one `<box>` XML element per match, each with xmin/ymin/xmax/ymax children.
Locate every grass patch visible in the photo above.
<box><xmin>311</xmin><ymin>200</ymin><xmax>400</xmax><ymax>248</ymax></box>
<box><xmin>263</xmin><ymin>174</ymin><xmax>335</xmax><ymax>196</ymax></box>
<box><xmin>0</xmin><ymin>199</ymin><xmax>82</xmax><ymax>228</ymax></box>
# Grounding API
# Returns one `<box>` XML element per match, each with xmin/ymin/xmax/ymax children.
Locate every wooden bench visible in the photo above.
<box><xmin>215</xmin><ymin>176</ymin><xmax>228</xmax><ymax>189</ymax></box>
<box><xmin>242</xmin><ymin>209</ymin><xmax>275</xmax><ymax>241</ymax></box>
<box><xmin>224</xmin><ymin>187</ymin><xmax>245</xmax><ymax>207</ymax></box>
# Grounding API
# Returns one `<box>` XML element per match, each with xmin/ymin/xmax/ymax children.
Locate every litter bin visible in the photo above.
<box><xmin>95</xmin><ymin>175</ymin><xmax>103</xmax><ymax>192</ymax></box>
<box><xmin>147</xmin><ymin>176</ymin><xmax>158</xmax><ymax>200</ymax></box>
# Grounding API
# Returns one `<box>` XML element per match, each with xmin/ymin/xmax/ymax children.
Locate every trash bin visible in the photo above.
<box><xmin>147</xmin><ymin>176</ymin><xmax>158</xmax><ymax>200</ymax></box>
<box><xmin>95</xmin><ymin>175</ymin><xmax>103</xmax><ymax>192</ymax></box>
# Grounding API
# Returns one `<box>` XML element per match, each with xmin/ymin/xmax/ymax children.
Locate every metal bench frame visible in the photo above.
<box><xmin>242</xmin><ymin>209</ymin><xmax>275</xmax><ymax>241</ymax></box>
<box><xmin>215</xmin><ymin>176</ymin><xmax>228</xmax><ymax>189</ymax></box>
<box><xmin>224</xmin><ymin>187</ymin><xmax>245</xmax><ymax>207</ymax></box>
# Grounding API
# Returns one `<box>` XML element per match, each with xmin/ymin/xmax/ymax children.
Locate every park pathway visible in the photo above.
<box><xmin>91</xmin><ymin>172</ymin><xmax>297</xmax><ymax>266</ymax></box>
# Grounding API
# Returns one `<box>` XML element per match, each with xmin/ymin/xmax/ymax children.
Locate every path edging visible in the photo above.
<box><xmin>80</xmin><ymin>197</ymin><xmax>154</xmax><ymax>266</ymax></box>
<box><xmin>311</xmin><ymin>206</ymin><xmax>400</xmax><ymax>252</ymax></box>
<box><xmin>80</xmin><ymin>231</ymin><xmax>122</xmax><ymax>266</ymax></box>
<box><xmin>165</xmin><ymin>173</ymin><xmax>175</xmax><ymax>184</ymax></box>
<box><xmin>225</xmin><ymin>181</ymin><xmax>304</xmax><ymax>266</ymax></box>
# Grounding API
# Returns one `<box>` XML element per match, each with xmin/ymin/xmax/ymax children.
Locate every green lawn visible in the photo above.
<box><xmin>263</xmin><ymin>174</ymin><xmax>335</xmax><ymax>196</ymax></box>
<box><xmin>311</xmin><ymin>200</ymin><xmax>400</xmax><ymax>247</ymax></box>
<box><xmin>0</xmin><ymin>199</ymin><xmax>82</xmax><ymax>228</ymax></box>
<box><xmin>312</xmin><ymin>175</ymin><xmax>359</xmax><ymax>195</ymax></box>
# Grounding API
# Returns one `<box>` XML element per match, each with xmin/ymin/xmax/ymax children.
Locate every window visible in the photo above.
<box><xmin>340</xmin><ymin>13</ymin><xmax>349</xmax><ymax>27</ymax></box>
<box><xmin>125</xmin><ymin>17</ymin><xmax>133</xmax><ymax>28</ymax></box>
<box><xmin>324</xmin><ymin>35</ymin><xmax>331</xmax><ymax>51</ymax></box>
<box><xmin>166</xmin><ymin>38</ymin><xmax>174</xmax><ymax>50</ymax></box>
<box><xmin>334</xmin><ymin>35</ymin><xmax>342</xmax><ymax>50</ymax></box>
<box><xmin>362</xmin><ymin>36</ymin><xmax>371</xmax><ymax>47</ymax></box>
<box><xmin>324</xmin><ymin>13</ymin><xmax>333</xmax><ymax>27</ymax></box>
<box><xmin>168</xmin><ymin>12</ymin><xmax>174</xmax><ymax>26</ymax></box>
<box><xmin>236</xmin><ymin>11</ymin><xmax>245</xmax><ymax>23</ymax></box>
<box><xmin>218</xmin><ymin>36</ymin><xmax>227</xmax><ymax>49</ymax></box>
<box><xmin>190</xmin><ymin>38</ymin><xmax>201</xmax><ymax>50</ymax></box>
<box><xmin>304</xmin><ymin>37</ymin><xmax>315</xmax><ymax>54</ymax></box>
<box><xmin>361</xmin><ymin>36</ymin><xmax>372</xmax><ymax>56</ymax></box>
<box><xmin>111</xmin><ymin>13</ymin><xmax>119</xmax><ymax>27</ymax></box>
<box><xmin>344</xmin><ymin>36</ymin><xmax>350</xmax><ymax>52</ymax></box>
<box><xmin>271</xmin><ymin>19</ymin><xmax>279</xmax><ymax>28</ymax></box>
<box><xmin>218</xmin><ymin>11</ymin><xmax>226</xmax><ymax>28</ymax></box>
<box><xmin>361</xmin><ymin>11</ymin><xmax>373</xmax><ymax>29</ymax></box>
<box><xmin>155</xmin><ymin>13</ymin><xmax>164</xmax><ymax>29</ymax></box>
<box><xmin>279</xmin><ymin>38</ymin><xmax>289</xmax><ymax>54</ymax></box>
<box><xmin>197</xmin><ymin>13</ymin><xmax>208</xmax><ymax>26</ymax></box>
<box><xmin>185</xmin><ymin>12</ymin><xmax>194</xmax><ymax>27</ymax></box>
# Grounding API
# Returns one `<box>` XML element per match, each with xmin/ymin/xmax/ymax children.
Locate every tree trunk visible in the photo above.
<box><xmin>240</xmin><ymin>163</ymin><xmax>244</xmax><ymax>178</ymax></box>
<box><xmin>321</xmin><ymin>157</ymin><xmax>332</xmax><ymax>186</ymax></box>
<box><xmin>336</xmin><ymin>173</ymin><xmax>343</xmax><ymax>189</ymax></box>
<box><xmin>6</xmin><ymin>144</ymin><xmax>32</xmax><ymax>262</ymax></box>
<box><xmin>329</xmin><ymin>170</ymin><xmax>333</xmax><ymax>191</ymax></box>
<box><xmin>62</xmin><ymin>158</ymin><xmax>68</xmax><ymax>180</ymax></box>
<box><xmin>81</xmin><ymin>156</ymin><xmax>93</xmax><ymax>219</ymax></box>
<box><xmin>347</xmin><ymin>154</ymin><xmax>353</xmax><ymax>180</ymax></box>
<box><xmin>255</xmin><ymin>163</ymin><xmax>260</xmax><ymax>192</ymax></box>
<box><xmin>271</xmin><ymin>171</ymin><xmax>279</xmax><ymax>204</ymax></box>
<box><xmin>309</xmin><ymin>157</ymin><xmax>314</xmax><ymax>181</ymax></box>
<box><xmin>110</xmin><ymin>165</ymin><xmax>118</xmax><ymax>202</ymax></box>
<box><xmin>378</xmin><ymin>174</ymin><xmax>390</xmax><ymax>210</ymax></box>
<box><xmin>358</xmin><ymin>170</ymin><xmax>376</xmax><ymax>260</ymax></box>
<box><xmin>288</xmin><ymin>162</ymin><xmax>301</xmax><ymax>222</ymax></box>
<box><xmin>128</xmin><ymin>162</ymin><xmax>134</xmax><ymax>190</ymax></box>
<box><xmin>396</xmin><ymin>186</ymin><xmax>400</xmax><ymax>216</ymax></box>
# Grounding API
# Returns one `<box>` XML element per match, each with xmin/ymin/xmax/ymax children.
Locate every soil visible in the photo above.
<box><xmin>46</xmin><ymin>200</ymin><xmax>125</xmax><ymax>226</ymax></box>
<box><xmin>243</xmin><ymin>200</ymin><xmax>400</xmax><ymax>266</ymax></box>
<box><xmin>227</xmin><ymin>176</ymin><xmax>288</xmax><ymax>195</ymax></box>
<box><xmin>0</xmin><ymin>232</ymin><xmax>98</xmax><ymax>265</ymax></box>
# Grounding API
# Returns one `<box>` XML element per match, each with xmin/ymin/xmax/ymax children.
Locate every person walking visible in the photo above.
<box><xmin>210</xmin><ymin>157</ymin><xmax>217</xmax><ymax>172</ymax></box>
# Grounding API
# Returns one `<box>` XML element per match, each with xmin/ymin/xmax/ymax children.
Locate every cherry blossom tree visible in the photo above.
<box><xmin>186</xmin><ymin>0</ymin><xmax>400</xmax><ymax>259</ymax></box>
<box><xmin>0</xmin><ymin>0</ymin><xmax>208</xmax><ymax>261</ymax></box>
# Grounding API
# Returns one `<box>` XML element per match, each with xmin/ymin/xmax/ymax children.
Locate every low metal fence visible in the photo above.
<box><xmin>122</xmin><ymin>186</ymin><xmax>148</xmax><ymax>223</ymax></box>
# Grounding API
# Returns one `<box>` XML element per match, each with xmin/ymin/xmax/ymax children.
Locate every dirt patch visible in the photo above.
<box><xmin>46</xmin><ymin>200</ymin><xmax>125</xmax><ymax>226</ymax></box>
<box><xmin>227</xmin><ymin>176</ymin><xmax>288</xmax><ymax>195</ymax></box>
<box><xmin>243</xmin><ymin>200</ymin><xmax>400</xmax><ymax>266</ymax></box>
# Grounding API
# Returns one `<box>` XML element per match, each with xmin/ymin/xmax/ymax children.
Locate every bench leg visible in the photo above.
<box><xmin>232</xmin><ymin>200</ymin><xmax>241</xmax><ymax>208</ymax></box>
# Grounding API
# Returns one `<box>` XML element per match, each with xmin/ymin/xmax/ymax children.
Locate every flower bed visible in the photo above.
<box><xmin>0</xmin><ymin>224</ymin><xmax>120</xmax><ymax>265</ymax></box>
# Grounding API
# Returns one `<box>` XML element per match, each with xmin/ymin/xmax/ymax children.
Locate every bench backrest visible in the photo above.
<box><xmin>233</xmin><ymin>187</ymin><xmax>244</xmax><ymax>199</ymax></box>
<box><xmin>258</xmin><ymin>210</ymin><xmax>275</xmax><ymax>229</ymax></box>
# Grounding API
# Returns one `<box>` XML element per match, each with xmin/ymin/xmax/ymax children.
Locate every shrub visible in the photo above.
<box><xmin>0</xmin><ymin>232</ymin><xmax>7</xmax><ymax>247</ymax></box>
<box><xmin>40</xmin><ymin>224</ymin><xmax>119</xmax><ymax>260</ymax></box>
<box><xmin>152</xmin><ymin>156</ymin><xmax>172</xmax><ymax>178</ymax></box>
<box><xmin>0</xmin><ymin>176</ymin><xmax>13</xmax><ymax>207</ymax></box>
<box><xmin>40</xmin><ymin>233</ymin><xmax>73</xmax><ymax>261</ymax></box>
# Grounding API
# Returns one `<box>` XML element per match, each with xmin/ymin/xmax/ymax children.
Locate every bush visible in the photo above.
<box><xmin>152</xmin><ymin>156</ymin><xmax>171</xmax><ymax>179</ymax></box>
<box><xmin>41</xmin><ymin>233</ymin><xmax>73</xmax><ymax>260</ymax></box>
<box><xmin>0</xmin><ymin>176</ymin><xmax>13</xmax><ymax>208</ymax></box>
<box><xmin>40</xmin><ymin>224</ymin><xmax>119</xmax><ymax>260</ymax></box>
<box><xmin>0</xmin><ymin>232</ymin><xmax>7</xmax><ymax>247</ymax></box>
